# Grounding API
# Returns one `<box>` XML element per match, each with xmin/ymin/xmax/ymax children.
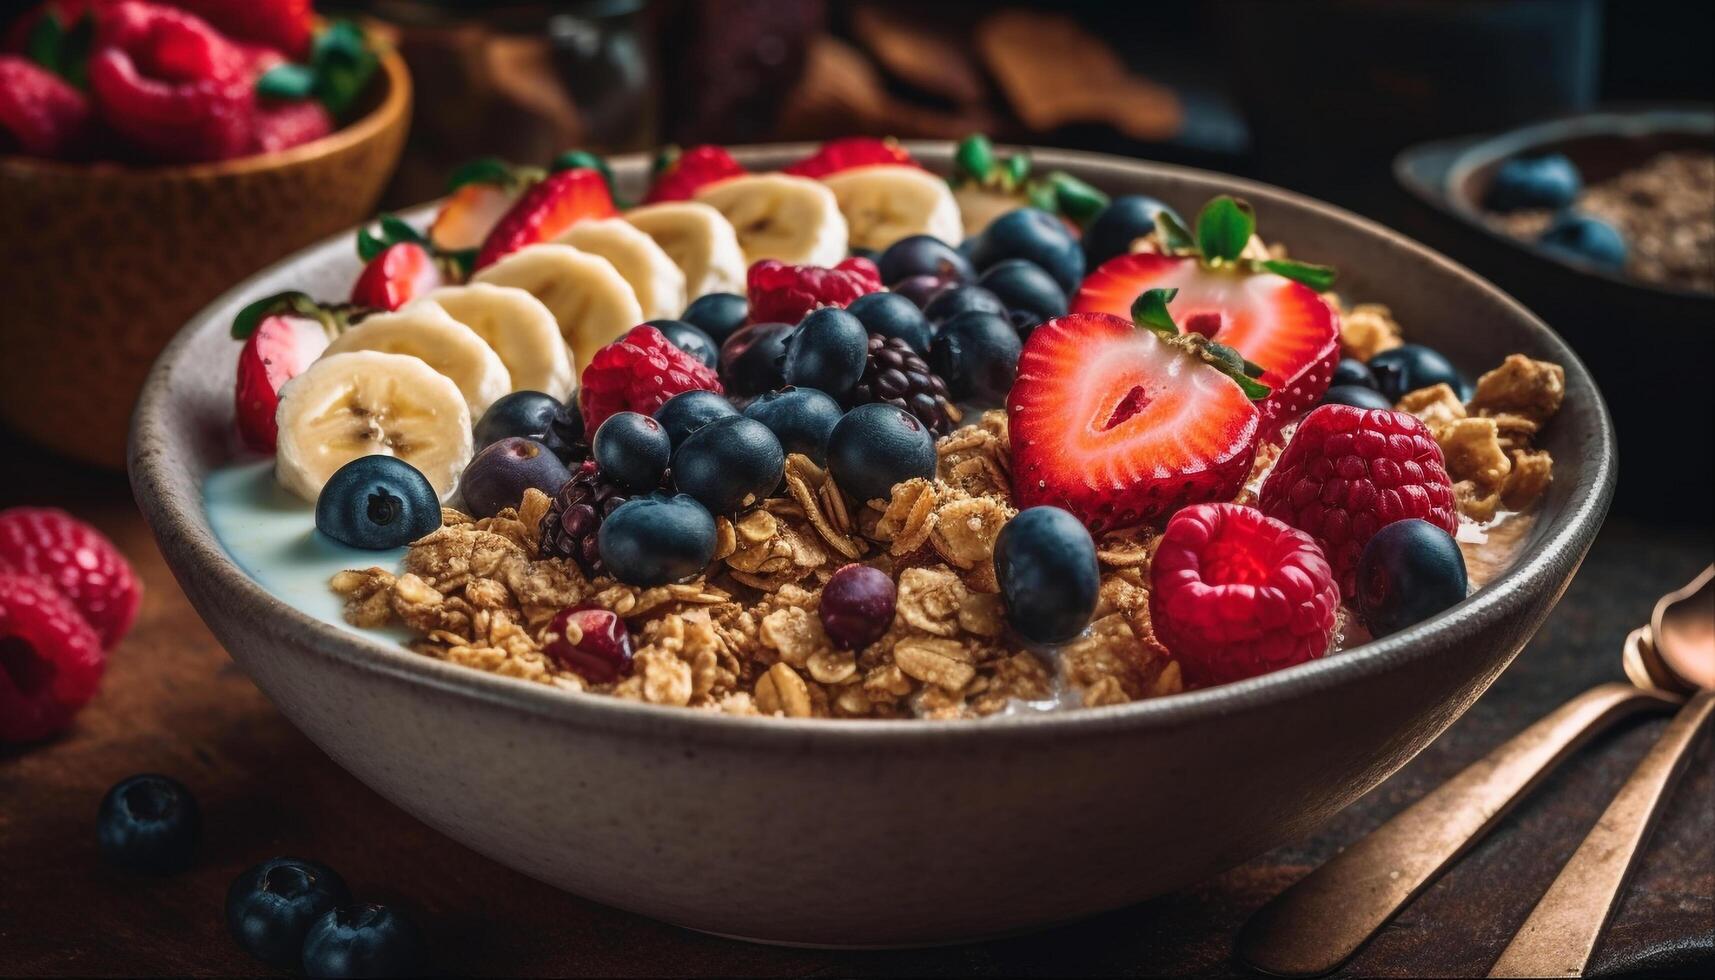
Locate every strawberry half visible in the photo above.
<box><xmin>474</xmin><ymin>167</ymin><xmax>618</xmax><ymax>269</ymax></box>
<box><xmin>642</xmin><ymin>144</ymin><xmax>746</xmax><ymax>204</ymax></box>
<box><xmin>782</xmin><ymin>137</ymin><xmax>921</xmax><ymax>179</ymax></box>
<box><xmin>430</xmin><ymin>182</ymin><xmax>520</xmax><ymax>253</ymax></box>
<box><xmin>233</xmin><ymin>314</ymin><xmax>331</xmax><ymax>452</ymax></box>
<box><xmin>1073</xmin><ymin>252</ymin><xmax>1339</xmax><ymax>430</ymax></box>
<box><xmin>351</xmin><ymin>240</ymin><xmax>441</xmax><ymax>311</ymax></box>
<box><xmin>1007</xmin><ymin>311</ymin><xmax>1263</xmax><ymax>532</ymax></box>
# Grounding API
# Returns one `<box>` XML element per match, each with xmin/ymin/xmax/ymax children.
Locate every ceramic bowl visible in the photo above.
<box><xmin>130</xmin><ymin>145</ymin><xmax>1615</xmax><ymax>947</ymax></box>
<box><xmin>0</xmin><ymin>49</ymin><xmax>411</xmax><ymax>470</ymax></box>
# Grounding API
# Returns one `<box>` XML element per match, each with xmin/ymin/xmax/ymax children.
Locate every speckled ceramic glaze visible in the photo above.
<box><xmin>130</xmin><ymin>146</ymin><xmax>1615</xmax><ymax>947</ymax></box>
<box><xmin>0</xmin><ymin>51</ymin><xmax>410</xmax><ymax>469</ymax></box>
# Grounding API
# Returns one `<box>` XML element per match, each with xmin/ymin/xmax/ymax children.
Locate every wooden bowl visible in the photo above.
<box><xmin>0</xmin><ymin>50</ymin><xmax>411</xmax><ymax>469</ymax></box>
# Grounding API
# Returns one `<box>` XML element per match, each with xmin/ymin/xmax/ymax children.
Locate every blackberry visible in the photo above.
<box><xmin>539</xmin><ymin>460</ymin><xmax>629</xmax><ymax>575</ymax></box>
<box><xmin>850</xmin><ymin>334</ymin><xmax>959</xmax><ymax>436</ymax></box>
<box><xmin>541</xmin><ymin>397</ymin><xmax>590</xmax><ymax>465</ymax></box>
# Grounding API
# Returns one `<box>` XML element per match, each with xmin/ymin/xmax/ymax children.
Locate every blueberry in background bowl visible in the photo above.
<box><xmin>314</xmin><ymin>457</ymin><xmax>442</xmax><ymax>550</ymax></box>
<box><xmin>1537</xmin><ymin>212</ymin><xmax>1627</xmax><ymax>271</ymax></box>
<box><xmin>1482</xmin><ymin>153</ymin><xmax>1582</xmax><ymax>211</ymax></box>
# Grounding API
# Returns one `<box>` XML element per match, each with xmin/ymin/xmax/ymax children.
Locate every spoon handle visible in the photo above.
<box><xmin>1237</xmin><ymin>682</ymin><xmax>1676</xmax><ymax>978</ymax></box>
<box><xmin>1488</xmin><ymin>688</ymin><xmax>1715</xmax><ymax>978</ymax></box>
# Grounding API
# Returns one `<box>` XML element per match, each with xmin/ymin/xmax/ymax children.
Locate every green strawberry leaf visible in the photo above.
<box><xmin>1000</xmin><ymin>152</ymin><xmax>1031</xmax><ymax>192</ymax></box>
<box><xmin>310</xmin><ymin>19</ymin><xmax>379</xmax><ymax>118</ymax></box>
<box><xmin>1048</xmin><ymin>171</ymin><xmax>1109</xmax><ymax>226</ymax></box>
<box><xmin>652</xmin><ymin>144</ymin><xmax>680</xmax><ymax>177</ymax></box>
<box><xmin>256</xmin><ymin>63</ymin><xmax>316</xmax><ymax>101</ymax></box>
<box><xmin>378</xmin><ymin>215</ymin><xmax>425</xmax><ymax>245</ymax></box>
<box><xmin>1025</xmin><ymin>180</ymin><xmax>1058</xmax><ymax>213</ymax></box>
<box><xmin>1204</xmin><ymin>341</ymin><xmax>1273</xmax><ymax>400</ymax></box>
<box><xmin>1155</xmin><ymin>209</ymin><xmax>1196</xmax><ymax>253</ymax></box>
<box><xmin>1259</xmin><ymin>258</ymin><xmax>1337</xmax><ymax>292</ymax></box>
<box><xmin>26</xmin><ymin>11</ymin><xmax>91</xmax><ymax>87</ymax></box>
<box><xmin>24</xmin><ymin>12</ymin><xmax>63</xmax><ymax>75</ymax></box>
<box><xmin>446</xmin><ymin>156</ymin><xmax>515</xmax><ymax>191</ymax></box>
<box><xmin>1130</xmin><ymin>288</ymin><xmax>1180</xmax><ymax>338</ymax></box>
<box><xmin>231</xmin><ymin>291</ymin><xmax>324</xmax><ymax>339</ymax></box>
<box><xmin>550</xmin><ymin>149</ymin><xmax>620</xmax><ymax>202</ymax></box>
<box><xmin>1195</xmin><ymin>195</ymin><xmax>1256</xmax><ymax>263</ymax></box>
<box><xmin>954</xmin><ymin>134</ymin><xmax>996</xmax><ymax>185</ymax></box>
<box><xmin>440</xmin><ymin>248</ymin><xmax>479</xmax><ymax>279</ymax></box>
<box><xmin>356</xmin><ymin>227</ymin><xmax>387</xmax><ymax>262</ymax></box>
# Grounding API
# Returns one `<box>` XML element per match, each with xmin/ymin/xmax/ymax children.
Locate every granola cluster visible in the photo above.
<box><xmin>331</xmin><ymin>409</ymin><xmax>1183</xmax><ymax>719</ymax></box>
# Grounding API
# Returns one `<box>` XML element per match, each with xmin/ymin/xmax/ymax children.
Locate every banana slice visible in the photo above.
<box><xmin>275</xmin><ymin>351</ymin><xmax>473</xmax><ymax>503</ymax></box>
<box><xmin>823</xmin><ymin>165</ymin><xmax>963</xmax><ymax>252</ymax></box>
<box><xmin>556</xmin><ymin>218</ymin><xmax>686</xmax><ymax>321</ymax></box>
<box><xmin>471</xmin><ymin>243</ymin><xmax>644</xmax><ymax>375</ymax></box>
<box><xmin>414</xmin><ymin>284</ymin><xmax>574</xmax><ymax>400</ymax></box>
<box><xmin>623</xmin><ymin>200</ymin><xmax>746</xmax><ymax>300</ymax></box>
<box><xmin>320</xmin><ymin>303</ymin><xmax>512</xmax><ymax>419</ymax></box>
<box><xmin>694</xmin><ymin>173</ymin><xmax>848</xmax><ymax>268</ymax></box>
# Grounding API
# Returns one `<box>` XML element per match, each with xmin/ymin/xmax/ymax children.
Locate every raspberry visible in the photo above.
<box><xmin>746</xmin><ymin>257</ymin><xmax>882</xmax><ymax>325</ymax></box>
<box><xmin>0</xmin><ymin>508</ymin><xmax>142</xmax><ymax>650</ymax></box>
<box><xmin>643</xmin><ymin>144</ymin><xmax>745</xmax><ymax>203</ymax></box>
<box><xmin>578</xmin><ymin>325</ymin><xmax>724</xmax><ymax>434</ymax></box>
<box><xmin>0</xmin><ymin>56</ymin><xmax>92</xmax><ymax>157</ymax></box>
<box><xmin>0</xmin><ymin>573</ymin><xmax>106</xmax><ymax>744</ymax></box>
<box><xmin>1149</xmin><ymin>503</ymin><xmax>1339</xmax><ymax>687</ymax></box>
<box><xmin>1258</xmin><ymin>404</ymin><xmax>1458</xmax><ymax>598</ymax></box>
<box><xmin>249</xmin><ymin>98</ymin><xmax>331</xmax><ymax>153</ymax></box>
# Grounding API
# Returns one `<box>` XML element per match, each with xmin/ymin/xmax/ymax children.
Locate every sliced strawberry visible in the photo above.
<box><xmin>1007</xmin><ymin>312</ymin><xmax>1261</xmax><ymax>532</ymax></box>
<box><xmin>350</xmin><ymin>240</ymin><xmax>441</xmax><ymax>311</ymax></box>
<box><xmin>642</xmin><ymin>144</ymin><xmax>746</xmax><ymax>204</ymax></box>
<box><xmin>782</xmin><ymin>137</ymin><xmax>921</xmax><ymax>179</ymax></box>
<box><xmin>474</xmin><ymin>167</ymin><xmax>618</xmax><ymax>269</ymax></box>
<box><xmin>1073</xmin><ymin>253</ymin><xmax>1339</xmax><ymax>430</ymax></box>
<box><xmin>234</xmin><ymin>314</ymin><xmax>330</xmax><ymax>452</ymax></box>
<box><xmin>430</xmin><ymin>182</ymin><xmax>520</xmax><ymax>253</ymax></box>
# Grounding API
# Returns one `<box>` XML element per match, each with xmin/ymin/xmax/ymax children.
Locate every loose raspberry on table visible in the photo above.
<box><xmin>0</xmin><ymin>56</ymin><xmax>92</xmax><ymax>158</ymax></box>
<box><xmin>0</xmin><ymin>507</ymin><xmax>142</xmax><ymax>650</ymax></box>
<box><xmin>578</xmin><ymin>325</ymin><xmax>725</xmax><ymax>434</ymax></box>
<box><xmin>1149</xmin><ymin>502</ymin><xmax>1340</xmax><ymax>687</ymax></box>
<box><xmin>1258</xmin><ymin>404</ymin><xmax>1458</xmax><ymax>598</ymax></box>
<box><xmin>747</xmin><ymin>257</ymin><xmax>882</xmax><ymax>325</ymax></box>
<box><xmin>0</xmin><ymin>573</ymin><xmax>107</xmax><ymax>744</ymax></box>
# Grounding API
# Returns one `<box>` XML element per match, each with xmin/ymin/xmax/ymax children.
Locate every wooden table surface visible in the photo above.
<box><xmin>2</xmin><ymin>430</ymin><xmax>1711</xmax><ymax>978</ymax></box>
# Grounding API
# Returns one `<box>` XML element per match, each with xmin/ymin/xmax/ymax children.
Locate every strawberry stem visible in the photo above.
<box><xmin>1131</xmin><ymin>288</ymin><xmax>1181</xmax><ymax>338</ymax></box>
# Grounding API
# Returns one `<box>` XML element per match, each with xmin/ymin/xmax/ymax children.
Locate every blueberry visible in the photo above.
<box><xmin>301</xmin><ymin>904</ymin><xmax>424</xmax><ymax>979</ymax></box>
<box><xmin>782</xmin><ymin>307</ymin><xmax>869</xmax><ymax>399</ymax></box>
<box><xmin>1083</xmin><ymin>195</ymin><xmax>1182</xmax><ymax>268</ymax></box>
<box><xmin>1321</xmin><ymin>384</ymin><xmax>1395</xmax><ymax>410</ymax></box>
<box><xmin>922</xmin><ymin>283</ymin><xmax>1006</xmax><ymax>325</ymax></box>
<box><xmin>818</xmin><ymin>564</ymin><xmax>896</xmax><ymax>650</ymax></box>
<box><xmin>826</xmin><ymin>403</ymin><xmax>936</xmax><ymax>504</ymax></box>
<box><xmin>1008</xmin><ymin>308</ymin><xmax>1044</xmax><ymax>340</ymax></box>
<box><xmin>540</xmin><ymin>396</ymin><xmax>588</xmax><ymax>464</ymax></box>
<box><xmin>1538</xmin><ymin>211</ymin><xmax>1627</xmax><ymax>271</ymax></box>
<box><xmin>456</xmin><ymin>437</ymin><xmax>572</xmax><ymax>518</ymax></box>
<box><xmin>592</xmin><ymin>411</ymin><xmax>671</xmax><ymax>492</ymax></box>
<box><xmin>652</xmin><ymin>388</ymin><xmax>738</xmax><ymax>450</ymax></box>
<box><xmin>743</xmin><ymin>387</ymin><xmax>844</xmax><ymax>464</ymax></box>
<box><xmin>671</xmin><ymin>415</ymin><xmax>785</xmax><ymax>514</ymax></box>
<box><xmin>226</xmin><ymin>858</ymin><xmax>350</xmax><ymax>968</ymax></box>
<box><xmin>976</xmin><ymin>258</ymin><xmax>1068</xmax><ymax>323</ymax></box>
<box><xmin>930</xmin><ymin>311</ymin><xmax>1022</xmax><ymax>405</ymax></box>
<box><xmin>718</xmin><ymin>321</ymin><xmax>794</xmax><ymax>398</ymax></box>
<box><xmin>994</xmin><ymin>506</ymin><xmax>1100</xmax><ymax>644</ymax></box>
<box><xmin>889</xmin><ymin>273</ymin><xmax>954</xmax><ymax>310</ymax></box>
<box><xmin>850</xmin><ymin>246</ymin><xmax>881</xmax><ymax>263</ymax></box>
<box><xmin>847</xmin><ymin>291</ymin><xmax>932</xmax><ymax>354</ymax></box>
<box><xmin>645</xmin><ymin>318</ymin><xmax>720</xmax><ymax>369</ymax></box>
<box><xmin>877</xmin><ymin>234</ymin><xmax>972</xmax><ymax>286</ymax></box>
<box><xmin>1484</xmin><ymin>153</ymin><xmax>1582</xmax><ymax>211</ymax></box>
<box><xmin>679</xmin><ymin>292</ymin><xmax>749</xmax><ymax>346</ymax></box>
<box><xmin>473</xmin><ymin>390</ymin><xmax>560</xmax><ymax>449</ymax></box>
<box><xmin>1368</xmin><ymin>344</ymin><xmax>1471</xmax><ymax>402</ymax></box>
<box><xmin>1356</xmin><ymin>519</ymin><xmax>1469</xmax><ymax>637</ymax></box>
<box><xmin>1332</xmin><ymin>357</ymin><xmax>1378</xmax><ymax>389</ymax></box>
<box><xmin>315</xmin><ymin>456</ymin><xmax>441</xmax><ymax>550</ymax></box>
<box><xmin>597</xmin><ymin>492</ymin><xmax>718</xmax><ymax>586</ymax></box>
<box><xmin>97</xmin><ymin>774</ymin><xmax>200</xmax><ymax>874</ymax></box>
<box><xmin>968</xmin><ymin>208</ymin><xmax>1084</xmax><ymax>294</ymax></box>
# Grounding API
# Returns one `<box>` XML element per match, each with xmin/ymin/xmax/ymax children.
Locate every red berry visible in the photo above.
<box><xmin>1007</xmin><ymin>312</ymin><xmax>1261</xmax><ymax>532</ymax></box>
<box><xmin>746</xmin><ymin>256</ymin><xmax>882</xmax><ymax>325</ymax></box>
<box><xmin>1149</xmin><ymin>503</ymin><xmax>1339</xmax><ymax>687</ymax></box>
<box><xmin>161</xmin><ymin>0</ymin><xmax>314</xmax><ymax>60</ymax></box>
<box><xmin>819</xmin><ymin>564</ymin><xmax>896</xmax><ymax>650</ymax></box>
<box><xmin>429</xmin><ymin>181</ymin><xmax>521</xmax><ymax>253</ymax></box>
<box><xmin>0</xmin><ymin>55</ymin><xmax>92</xmax><ymax>157</ymax></box>
<box><xmin>87</xmin><ymin>45</ymin><xmax>251</xmax><ymax>162</ymax></box>
<box><xmin>0</xmin><ymin>573</ymin><xmax>106</xmax><ymax>743</ymax></box>
<box><xmin>350</xmin><ymin>241</ymin><xmax>441</xmax><ymax>312</ymax></box>
<box><xmin>578</xmin><ymin>325</ymin><xmax>724</xmax><ymax>435</ymax></box>
<box><xmin>1073</xmin><ymin>253</ymin><xmax>1340</xmax><ymax>431</ymax></box>
<box><xmin>233</xmin><ymin>314</ymin><xmax>331</xmax><ymax>452</ymax></box>
<box><xmin>0</xmin><ymin>508</ymin><xmax>142</xmax><ymax>651</ymax></box>
<box><xmin>474</xmin><ymin>167</ymin><xmax>618</xmax><ymax>270</ymax></box>
<box><xmin>643</xmin><ymin>144</ymin><xmax>746</xmax><ymax>204</ymax></box>
<box><xmin>782</xmin><ymin>137</ymin><xmax>920</xmax><ymax>179</ymax></box>
<box><xmin>249</xmin><ymin>98</ymin><xmax>331</xmax><ymax>154</ymax></box>
<box><xmin>1258</xmin><ymin>404</ymin><xmax>1458</xmax><ymax>598</ymax></box>
<box><xmin>544</xmin><ymin>604</ymin><xmax>633</xmax><ymax>682</ymax></box>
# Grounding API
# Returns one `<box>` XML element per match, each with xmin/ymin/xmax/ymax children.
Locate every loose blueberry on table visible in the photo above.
<box><xmin>227</xmin><ymin>858</ymin><xmax>350</xmax><ymax>968</ymax></box>
<box><xmin>301</xmin><ymin>903</ymin><xmax>425</xmax><ymax>979</ymax></box>
<box><xmin>96</xmin><ymin>774</ymin><xmax>201</xmax><ymax>875</ymax></box>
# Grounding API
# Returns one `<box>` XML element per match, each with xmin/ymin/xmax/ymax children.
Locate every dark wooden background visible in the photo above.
<box><xmin>2</xmin><ymin>429</ymin><xmax>1711</xmax><ymax>977</ymax></box>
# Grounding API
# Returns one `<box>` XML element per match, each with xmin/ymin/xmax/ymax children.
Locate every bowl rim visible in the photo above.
<box><xmin>0</xmin><ymin>47</ymin><xmax>411</xmax><ymax>180</ymax></box>
<box><xmin>129</xmin><ymin>143</ymin><xmax>1617</xmax><ymax>748</ymax></box>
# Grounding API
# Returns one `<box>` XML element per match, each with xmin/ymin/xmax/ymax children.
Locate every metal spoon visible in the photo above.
<box><xmin>1488</xmin><ymin>565</ymin><xmax>1715</xmax><ymax>977</ymax></box>
<box><xmin>1236</xmin><ymin>571</ymin><xmax>1705</xmax><ymax>978</ymax></box>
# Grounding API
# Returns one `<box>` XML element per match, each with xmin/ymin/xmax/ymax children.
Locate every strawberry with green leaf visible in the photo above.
<box><xmin>229</xmin><ymin>291</ymin><xmax>363</xmax><ymax>451</ymax></box>
<box><xmin>949</xmin><ymin>133</ymin><xmax>1111</xmax><ymax>233</ymax></box>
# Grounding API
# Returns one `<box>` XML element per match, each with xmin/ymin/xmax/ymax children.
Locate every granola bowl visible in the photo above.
<box><xmin>130</xmin><ymin>144</ymin><xmax>1615</xmax><ymax>947</ymax></box>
